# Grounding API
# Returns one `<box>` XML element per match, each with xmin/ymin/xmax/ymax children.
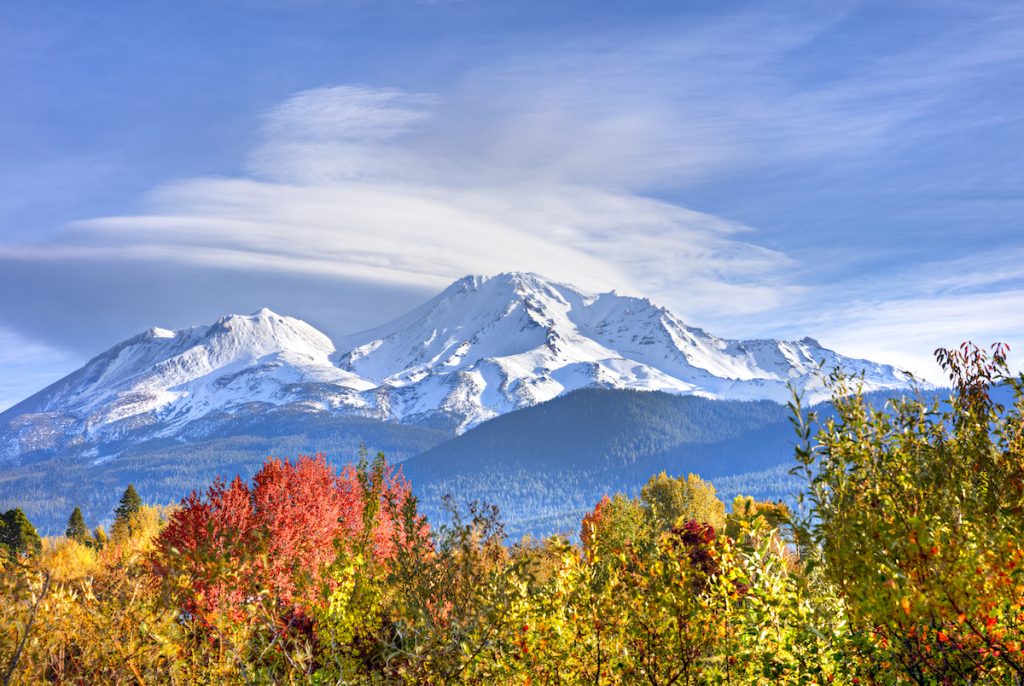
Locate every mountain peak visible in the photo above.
<box><xmin>146</xmin><ymin>326</ymin><xmax>176</xmax><ymax>339</ymax></box>
<box><xmin>332</xmin><ymin>272</ymin><xmax>913</xmax><ymax>431</ymax></box>
<box><xmin>444</xmin><ymin>271</ymin><xmax>583</xmax><ymax>299</ymax></box>
<box><xmin>214</xmin><ymin>307</ymin><xmax>287</xmax><ymax>326</ymax></box>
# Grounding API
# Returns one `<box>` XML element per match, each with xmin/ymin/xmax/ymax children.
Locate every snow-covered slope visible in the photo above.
<box><xmin>0</xmin><ymin>272</ymin><xmax>912</xmax><ymax>465</ymax></box>
<box><xmin>336</xmin><ymin>273</ymin><xmax>908</xmax><ymax>428</ymax></box>
<box><xmin>0</xmin><ymin>309</ymin><xmax>377</xmax><ymax>463</ymax></box>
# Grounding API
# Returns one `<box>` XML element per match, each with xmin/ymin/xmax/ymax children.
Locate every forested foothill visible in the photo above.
<box><xmin>1</xmin><ymin>343</ymin><xmax>1022</xmax><ymax>684</ymax></box>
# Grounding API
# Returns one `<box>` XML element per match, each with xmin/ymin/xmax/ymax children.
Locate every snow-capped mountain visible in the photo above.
<box><xmin>0</xmin><ymin>309</ymin><xmax>378</xmax><ymax>463</ymax></box>
<box><xmin>336</xmin><ymin>273</ymin><xmax>908</xmax><ymax>428</ymax></box>
<box><xmin>0</xmin><ymin>272</ymin><xmax>911</xmax><ymax>465</ymax></box>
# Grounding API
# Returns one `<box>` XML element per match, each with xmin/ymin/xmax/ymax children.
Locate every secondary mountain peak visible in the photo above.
<box><xmin>204</xmin><ymin>308</ymin><xmax>336</xmax><ymax>360</ymax></box>
<box><xmin>0</xmin><ymin>308</ymin><xmax>369</xmax><ymax>463</ymax></box>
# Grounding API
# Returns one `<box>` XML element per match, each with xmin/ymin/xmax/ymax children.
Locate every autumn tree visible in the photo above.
<box><xmin>364</xmin><ymin>499</ymin><xmax>537</xmax><ymax>683</ymax></box>
<box><xmin>725</xmin><ymin>495</ymin><xmax>792</xmax><ymax>543</ymax></box>
<box><xmin>580</xmin><ymin>492</ymin><xmax>648</xmax><ymax>558</ymax></box>
<box><xmin>640</xmin><ymin>471</ymin><xmax>726</xmax><ymax>531</ymax></box>
<box><xmin>92</xmin><ymin>526</ymin><xmax>108</xmax><ymax>549</ymax></box>
<box><xmin>155</xmin><ymin>453</ymin><xmax>417</xmax><ymax>624</ymax></box>
<box><xmin>1</xmin><ymin>504</ymin><xmax>177</xmax><ymax>685</ymax></box>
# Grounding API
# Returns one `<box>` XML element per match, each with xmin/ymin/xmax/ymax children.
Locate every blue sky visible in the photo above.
<box><xmin>1</xmin><ymin>0</ymin><xmax>1022</xmax><ymax>408</ymax></box>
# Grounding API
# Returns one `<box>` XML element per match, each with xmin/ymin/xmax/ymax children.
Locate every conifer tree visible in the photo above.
<box><xmin>114</xmin><ymin>484</ymin><xmax>142</xmax><ymax>525</ymax></box>
<box><xmin>0</xmin><ymin>507</ymin><xmax>42</xmax><ymax>558</ymax></box>
<box><xmin>65</xmin><ymin>506</ymin><xmax>89</xmax><ymax>543</ymax></box>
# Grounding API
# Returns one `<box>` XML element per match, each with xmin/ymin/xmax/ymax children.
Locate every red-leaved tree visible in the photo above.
<box><xmin>154</xmin><ymin>453</ymin><xmax>421</xmax><ymax>624</ymax></box>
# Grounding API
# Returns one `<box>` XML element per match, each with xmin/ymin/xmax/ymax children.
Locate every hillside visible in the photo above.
<box><xmin>403</xmin><ymin>388</ymin><xmax>802</xmax><ymax>537</ymax></box>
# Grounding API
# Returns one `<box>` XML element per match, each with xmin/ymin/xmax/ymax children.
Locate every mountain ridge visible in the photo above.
<box><xmin>0</xmin><ymin>271</ymin><xmax>913</xmax><ymax>466</ymax></box>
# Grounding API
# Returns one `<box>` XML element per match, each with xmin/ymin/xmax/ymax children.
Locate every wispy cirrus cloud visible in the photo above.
<box><xmin>248</xmin><ymin>86</ymin><xmax>437</xmax><ymax>183</ymax></box>
<box><xmin>795</xmin><ymin>289</ymin><xmax>1024</xmax><ymax>383</ymax></box>
<box><xmin>773</xmin><ymin>247</ymin><xmax>1024</xmax><ymax>380</ymax></box>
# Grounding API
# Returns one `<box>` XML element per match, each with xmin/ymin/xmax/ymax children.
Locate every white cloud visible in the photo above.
<box><xmin>774</xmin><ymin>247</ymin><xmax>1024</xmax><ymax>382</ymax></box>
<box><xmin>806</xmin><ymin>290</ymin><xmax>1024</xmax><ymax>384</ymax></box>
<box><xmin>11</xmin><ymin>174</ymin><xmax>794</xmax><ymax>322</ymax></box>
<box><xmin>248</xmin><ymin>86</ymin><xmax>437</xmax><ymax>183</ymax></box>
<box><xmin>261</xmin><ymin>86</ymin><xmax>434</xmax><ymax>143</ymax></box>
<box><xmin>404</xmin><ymin>4</ymin><xmax>1024</xmax><ymax>194</ymax></box>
